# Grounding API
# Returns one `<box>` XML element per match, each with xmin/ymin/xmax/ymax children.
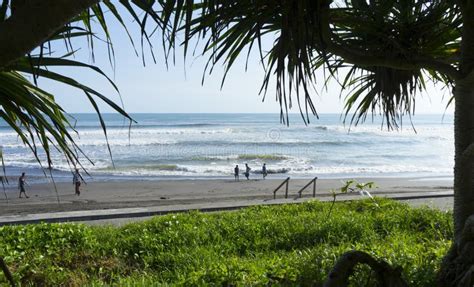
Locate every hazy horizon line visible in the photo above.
<box><xmin>68</xmin><ymin>112</ymin><xmax>454</xmax><ymax>115</ymax></box>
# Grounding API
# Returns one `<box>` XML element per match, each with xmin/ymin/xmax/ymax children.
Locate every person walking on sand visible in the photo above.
<box><xmin>262</xmin><ymin>163</ymin><xmax>267</xmax><ymax>179</ymax></box>
<box><xmin>245</xmin><ymin>163</ymin><xmax>251</xmax><ymax>180</ymax></box>
<box><xmin>234</xmin><ymin>165</ymin><xmax>239</xmax><ymax>181</ymax></box>
<box><xmin>73</xmin><ymin>168</ymin><xmax>85</xmax><ymax>196</ymax></box>
<box><xmin>18</xmin><ymin>172</ymin><xmax>29</xmax><ymax>198</ymax></box>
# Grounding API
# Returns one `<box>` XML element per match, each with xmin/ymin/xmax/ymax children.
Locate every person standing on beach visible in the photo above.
<box><xmin>73</xmin><ymin>168</ymin><xmax>85</xmax><ymax>196</ymax></box>
<box><xmin>234</xmin><ymin>165</ymin><xmax>239</xmax><ymax>181</ymax></box>
<box><xmin>245</xmin><ymin>163</ymin><xmax>251</xmax><ymax>180</ymax></box>
<box><xmin>18</xmin><ymin>172</ymin><xmax>29</xmax><ymax>198</ymax></box>
<box><xmin>262</xmin><ymin>163</ymin><xmax>267</xmax><ymax>179</ymax></box>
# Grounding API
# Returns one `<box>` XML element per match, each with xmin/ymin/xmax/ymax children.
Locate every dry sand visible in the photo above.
<box><xmin>0</xmin><ymin>177</ymin><xmax>453</xmax><ymax>216</ymax></box>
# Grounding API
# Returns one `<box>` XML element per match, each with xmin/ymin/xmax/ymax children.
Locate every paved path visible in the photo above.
<box><xmin>0</xmin><ymin>190</ymin><xmax>453</xmax><ymax>226</ymax></box>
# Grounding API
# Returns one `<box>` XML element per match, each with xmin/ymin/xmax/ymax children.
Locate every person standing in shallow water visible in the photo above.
<box><xmin>73</xmin><ymin>169</ymin><xmax>84</xmax><ymax>196</ymax></box>
<box><xmin>245</xmin><ymin>163</ymin><xmax>251</xmax><ymax>180</ymax></box>
<box><xmin>262</xmin><ymin>163</ymin><xmax>267</xmax><ymax>179</ymax></box>
<box><xmin>18</xmin><ymin>172</ymin><xmax>29</xmax><ymax>198</ymax></box>
<box><xmin>234</xmin><ymin>165</ymin><xmax>239</xmax><ymax>181</ymax></box>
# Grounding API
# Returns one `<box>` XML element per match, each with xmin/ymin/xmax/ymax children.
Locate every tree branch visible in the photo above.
<box><xmin>0</xmin><ymin>0</ymin><xmax>99</xmax><ymax>69</ymax></box>
<box><xmin>323</xmin><ymin>250</ymin><xmax>408</xmax><ymax>287</ymax></box>
<box><xmin>319</xmin><ymin>1</ymin><xmax>462</xmax><ymax>80</ymax></box>
<box><xmin>327</xmin><ymin>40</ymin><xmax>462</xmax><ymax>80</ymax></box>
<box><xmin>0</xmin><ymin>257</ymin><xmax>15</xmax><ymax>287</ymax></box>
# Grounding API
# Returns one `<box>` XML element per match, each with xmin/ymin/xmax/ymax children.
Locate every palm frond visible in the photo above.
<box><xmin>334</xmin><ymin>0</ymin><xmax>460</xmax><ymax>128</ymax></box>
<box><xmin>342</xmin><ymin>66</ymin><xmax>423</xmax><ymax>129</ymax></box>
<box><xmin>0</xmin><ymin>0</ymin><xmax>8</xmax><ymax>22</ymax></box>
<box><xmin>0</xmin><ymin>1</ymin><xmax>167</xmax><ymax>176</ymax></box>
<box><xmin>3</xmin><ymin>52</ymin><xmax>136</xmax><ymax>170</ymax></box>
<box><xmin>160</xmin><ymin>0</ymin><xmax>460</xmax><ymax>128</ymax></box>
<box><xmin>0</xmin><ymin>71</ymin><xmax>84</xmax><ymax>169</ymax></box>
<box><xmin>161</xmin><ymin>0</ymin><xmax>328</xmax><ymax>125</ymax></box>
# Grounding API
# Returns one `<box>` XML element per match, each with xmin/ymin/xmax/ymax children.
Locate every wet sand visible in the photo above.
<box><xmin>0</xmin><ymin>177</ymin><xmax>453</xmax><ymax>216</ymax></box>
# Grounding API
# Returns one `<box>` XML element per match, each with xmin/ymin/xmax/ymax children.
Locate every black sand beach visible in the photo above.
<box><xmin>0</xmin><ymin>177</ymin><xmax>453</xmax><ymax>216</ymax></box>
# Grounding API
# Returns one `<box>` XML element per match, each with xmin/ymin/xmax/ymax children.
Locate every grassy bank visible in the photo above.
<box><xmin>0</xmin><ymin>199</ymin><xmax>452</xmax><ymax>286</ymax></box>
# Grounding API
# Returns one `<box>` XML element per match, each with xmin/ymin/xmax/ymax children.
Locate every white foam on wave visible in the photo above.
<box><xmin>0</xmin><ymin>114</ymin><xmax>455</xmax><ymax>180</ymax></box>
<box><xmin>306</xmin><ymin>164</ymin><xmax>452</xmax><ymax>175</ymax></box>
<box><xmin>86</xmin><ymin>161</ymin><xmax>452</xmax><ymax>178</ymax></box>
<box><xmin>76</xmin><ymin>138</ymin><xmax>179</xmax><ymax>147</ymax></box>
<box><xmin>76</xmin><ymin>127</ymin><xmax>236</xmax><ymax>136</ymax></box>
<box><xmin>326</xmin><ymin>124</ymin><xmax>454</xmax><ymax>140</ymax></box>
<box><xmin>1</xmin><ymin>150</ymin><xmax>452</xmax><ymax>179</ymax></box>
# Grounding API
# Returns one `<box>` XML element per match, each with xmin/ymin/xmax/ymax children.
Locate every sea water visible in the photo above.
<box><xmin>0</xmin><ymin>113</ymin><xmax>454</xmax><ymax>183</ymax></box>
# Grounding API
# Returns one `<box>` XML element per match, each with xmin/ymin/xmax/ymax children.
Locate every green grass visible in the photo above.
<box><xmin>0</xmin><ymin>199</ymin><xmax>452</xmax><ymax>286</ymax></box>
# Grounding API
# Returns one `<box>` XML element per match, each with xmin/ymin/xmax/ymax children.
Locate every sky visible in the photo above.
<box><xmin>40</xmin><ymin>7</ymin><xmax>454</xmax><ymax>116</ymax></box>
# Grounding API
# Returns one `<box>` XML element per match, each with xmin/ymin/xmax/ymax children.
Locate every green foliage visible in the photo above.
<box><xmin>337</xmin><ymin>0</ymin><xmax>460</xmax><ymax>128</ymax></box>
<box><xmin>0</xmin><ymin>199</ymin><xmax>452</xmax><ymax>286</ymax></box>
<box><xmin>326</xmin><ymin>179</ymin><xmax>379</xmax><ymax>218</ymax></box>
<box><xmin>161</xmin><ymin>0</ymin><xmax>461</xmax><ymax>127</ymax></box>
<box><xmin>0</xmin><ymin>0</ymin><xmax>163</xmax><ymax>171</ymax></box>
<box><xmin>0</xmin><ymin>0</ymin><xmax>463</xmax><ymax>171</ymax></box>
<box><xmin>338</xmin><ymin>179</ymin><xmax>376</xmax><ymax>194</ymax></box>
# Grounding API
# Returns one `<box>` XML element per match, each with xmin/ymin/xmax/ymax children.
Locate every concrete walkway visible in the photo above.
<box><xmin>0</xmin><ymin>190</ymin><xmax>453</xmax><ymax>226</ymax></box>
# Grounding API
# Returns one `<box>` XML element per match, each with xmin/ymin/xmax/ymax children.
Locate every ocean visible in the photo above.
<box><xmin>0</xmin><ymin>113</ymin><xmax>454</xmax><ymax>183</ymax></box>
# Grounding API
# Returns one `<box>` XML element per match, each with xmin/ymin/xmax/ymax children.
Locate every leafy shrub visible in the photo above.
<box><xmin>0</xmin><ymin>198</ymin><xmax>452</xmax><ymax>286</ymax></box>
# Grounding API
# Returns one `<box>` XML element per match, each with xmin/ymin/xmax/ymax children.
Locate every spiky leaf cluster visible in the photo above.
<box><xmin>334</xmin><ymin>0</ymin><xmax>461</xmax><ymax>128</ymax></box>
<box><xmin>0</xmin><ymin>0</ymin><xmax>164</xmax><ymax>175</ymax></box>
<box><xmin>162</xmin><ymin>0</ymin><xmax>461</xmax><ymax>127</ymax></box>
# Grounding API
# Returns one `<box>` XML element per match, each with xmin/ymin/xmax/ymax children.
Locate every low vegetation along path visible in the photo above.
<box><xmin>0</xmin><ymin>199</ymin><xmax>453</xmax><ymax>286</ymax></box>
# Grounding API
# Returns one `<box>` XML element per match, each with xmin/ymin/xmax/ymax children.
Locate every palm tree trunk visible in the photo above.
<box><xmin>453</xmin><ymin>71</ymin><xmax>474</xmax><ymax>241</ymax></box>
<box><xmin>453</xmin><ymin>0</ymin><xmax>474</xmax><ymax>247</ymax></box>
<box><xmin>438</xmin><ymin>79</ymin><xmax>474</xmax><ymax>283</ymax></box>
<box><xmin>437</xmin><ymin>3</ymin><xmax>474</xmax><ymax>286</ymax></box>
